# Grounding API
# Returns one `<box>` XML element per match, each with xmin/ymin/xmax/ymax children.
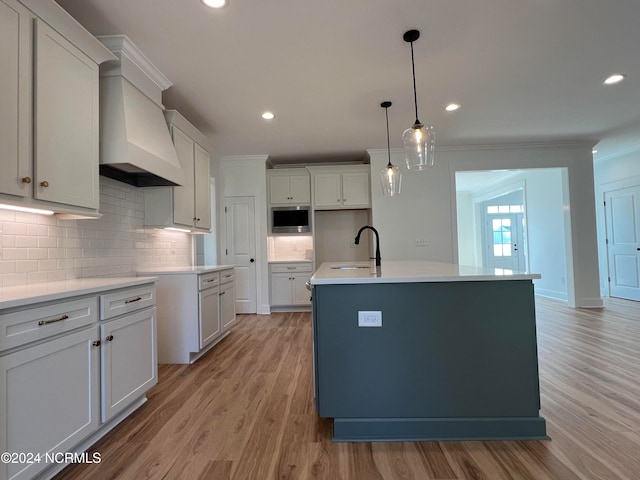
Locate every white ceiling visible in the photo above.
<box><xmin>55</xmin><ymin>0</ymin><xmax>640</xmax><ymax>162</ymax></box>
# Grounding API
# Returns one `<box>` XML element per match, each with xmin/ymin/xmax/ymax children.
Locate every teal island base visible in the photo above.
<box><xmin>311</xmin><ymin>278</ymin><xmax>548</xmax><ymax>442</ymax></box>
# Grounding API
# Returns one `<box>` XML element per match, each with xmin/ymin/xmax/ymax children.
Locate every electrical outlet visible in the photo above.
<box><xmin>358</xmin><ymin>311</ymin><xmax>382</xmax><ymax>327</ymax></box>
<box><xmin>415</xmin><ymin>238</ymin><xmax>430</xmax><ymax>246</ymax></box>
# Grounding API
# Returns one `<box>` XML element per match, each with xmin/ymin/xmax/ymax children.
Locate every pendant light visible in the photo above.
<box><xmin>402</xmin><ymin>29</ymin><xmax>435</xmax><ymax>170</ymax></box>
<box><xmin>378</xmin><ymin>101</ymin><xmax>402</xmax><ymax>197</ymax></box>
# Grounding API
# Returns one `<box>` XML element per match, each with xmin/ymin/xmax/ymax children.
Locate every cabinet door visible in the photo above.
<box><xmin>199</xmin><ymin>287</ymin><xmax>221</xmax><ymax>348</ymax></box>
<box><xmin>290</xmin><ymin>175</ymin><xmax>311</xmax><ymax>204</ymax></box>
<box><xmin>172</xmin><ymin>126</ymin><xmax>196</xmax><ymax>228</ymax></box>
<box><xmin>100</xmin><ymin>308</ymin><xmax>157</xmax><ymax>423</ymax></box>
<box><xmin>0</xmin><ymin>0</ymin><xmax>31</xmax><ymax>198</ymax></box>
<box><xmin>220</xmin><ymin>282</ymin><xmax>236</xmax><ymax>330</ymax></box>
<box><xmin>34</xmin><ymin>20</ymin><xmax>99</xmax><ymax>209</ymax></box>
<box><xmin>342</xmin><ymin>172</ymin><xmax>370</xmax><ymax>207</ymax></box>
<box><xmin>270</xmin><ymin>272</ymin><xmax>293</xmax><ymax>306</ymax></box>
<box><xmin>269</xmin><ymin>175</ymin><xmax>292</xmax><ymax>204</ymax></box>
<box><xmin>292</xmin><ymin>273</ymin><xmax>312</xmax><ymax>306</ymax></box>
<box><xmin>0</xmin><ymin>327</ymin><xmax>99</xmax><ymax>480</ymax></box>
<box><xmin>193</xmin><ymin>143</ymin><xmax>211</xmax><ymax>231</ymax></box>
<box><xmin>314</xmin><ymin>173</ymin><xmax>342</xmax><ymax>208</ymax></box>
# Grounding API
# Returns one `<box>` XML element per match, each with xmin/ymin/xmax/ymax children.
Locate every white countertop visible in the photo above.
<box><xmin>136</xmin><ymin>265</ymin><xmax>235</xmax><ymax>275</ymax></box>
<box><xmin>0</xmin><ymin>277</ymin><xmax>158</xmax><ymax>310</ymax></box>
<box><xmin>310</xmin><ymin>261</ymin><xmax>541</xmax><ymax>285</ymax></box>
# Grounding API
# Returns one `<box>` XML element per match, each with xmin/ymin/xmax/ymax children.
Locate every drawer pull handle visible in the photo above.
<box><xmin>106</xmin><ymin>335</ymin><xmax>114</xmax><ymax>342</ymax></box>
<box><xmin>286</xmin><ymin>267</ymin><xmax>296</xmax><ymax>270</ymax></box>
<box><xmin>125</xmin><ymin>297</ymin><xmax>142</xmax><ymax>304</ymax></box>
<box><xmin>207</xmin><ymin>279</ymin><xmax>217</xmax><ymax>283</ymax></box>
<box><xmin>93</xmin><ymin>340</ymin><xmax>101</xmax><ymax>347</ymax></box>
<box><xmin>220</xmin><ymin>291</ymin><xmax>226</xmax><ymax>296</ymax></box>
<box><xmin>38</xmin><ymin>314</ymin><xmax>69</xmax><ymax>326</ymax></box>
<box><xmin>224</xmin><ymin>274</ymin><xmax>232</xmax><ymax>278</ymax></box>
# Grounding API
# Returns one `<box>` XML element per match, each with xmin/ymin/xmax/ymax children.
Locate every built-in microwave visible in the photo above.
<box><xmin>271</xmin><ymin>206</ymin><xmax>311</xmax><ymax>233</ymax></box>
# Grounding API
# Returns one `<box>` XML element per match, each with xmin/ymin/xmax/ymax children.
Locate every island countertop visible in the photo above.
<box><xmin>310</xmin><ymin>260</ymin><xmax>541</xmax><ymax>285</ymax></box>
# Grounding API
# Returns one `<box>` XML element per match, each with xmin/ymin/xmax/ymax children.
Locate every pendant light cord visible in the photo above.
<box><xmin>385</xmin><ymin>106</ymin><xmax>392</xmax><ymax>167</ymax></box>
<box><xmin>410</xmin><ymin>41</ymin><xmax>420</xmax><ymax>125</ymax></box>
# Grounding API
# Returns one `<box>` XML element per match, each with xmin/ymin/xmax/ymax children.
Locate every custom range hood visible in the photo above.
<box><xmin>97</xmin><ymin>35</ymin><xmax>185</xmax><ymax>187</ymax></box>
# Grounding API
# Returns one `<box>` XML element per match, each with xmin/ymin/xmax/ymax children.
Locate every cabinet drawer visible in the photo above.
<box><xmin>100</xmin><ymin>285</ymin><xmax>156</xmax><ymax>320</ymax></box>
<box><xmin>270</xmin><ymin>263</ymin><xmax>313</xmax><ymax>273</ymax></box>
<box><xmin>0</xmin><ymin>297</ymin><xmax>98</xmax><ymax>351</ymax></box>
<box><xmin>199</xmin><ymin>272</ymin><xmax>220</xmax><ymax>290</ymax></box>
<box><xmin>220</xmin><ymin>269</ymin><xmax>235</xmax><ymax>285</ymax></box>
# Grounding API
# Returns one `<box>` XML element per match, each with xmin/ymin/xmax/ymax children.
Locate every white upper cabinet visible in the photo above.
<box><xmin>0</xmin><ymin>0</ymin><xmax>30</xmax><ymax>199</ymax></box>
<box><xmin>268</xmin><ymin>169</ymin><xmax>311</xmax><ymax>205</ymax></box>
<box><xmin>144</xmin><ymin>110</ymin><xmax>212</xmax><ymax>232</ymax></box>
<box><xmin>34</xmin><ymin>19</ymin><xmax>99</xmax><ymax>209</ymax></box>
<box><xmin>309</xmin><ymin>165</ymin><xmax>371</xmax><ymax>209</ymax></box>
<box><xmin>0</xmin><ymin>0</ymin><xmax>114</xmax><ymax>216</ymax></box>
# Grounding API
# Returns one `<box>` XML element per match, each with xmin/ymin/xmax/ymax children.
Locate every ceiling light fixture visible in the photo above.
<box><xmin>445</xmin><ymin>103</ymin><xmax>460</xmax><ymax>112</ymax></box>
<box><xmin>201</xmin><ymin>0</ymin><xmax>228</xmax><ymax>9</ymax></box>
<box><xmin>261</xmin><ymin>111</ymin><xmax>275</xmax><ymax>120</ymax></box>
<box><xmin>604</xmin><ymin>73</ymin><xmax>626</xmax><ymax>85</ymax></box>
<box><xmin>402</xmin><ymin>29</ymin><xmax>435</xmax><ymax>171</ymax></box>
<box><xmin>379</xmin><ymin>101</ymin><xmax>402</xmax><ymax>197</ymax></box>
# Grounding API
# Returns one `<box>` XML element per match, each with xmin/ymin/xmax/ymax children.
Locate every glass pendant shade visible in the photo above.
<box><xmin>379</xmin><ymin>163</ymin><xmax>402</xmax><ymax>197</ymax></box>
<box><xmin>378</xmin><ymin>101</ymin><xmax>402</xmax><ymax>197</ymax></box>
<box><xmin>403</xmin><ymin>122</ymin><xmax>435</xmax><ymax>170</ymax></box>
<box><xmin>402</xmin><ymin>29</ymin><xmax>435</xmax><ymax>171</ymax></box>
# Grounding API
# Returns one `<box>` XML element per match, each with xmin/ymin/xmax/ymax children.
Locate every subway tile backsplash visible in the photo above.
<box><xmin>0</xmin><ymin>177</ymin><xmax>192</xmax><ymax>287</ymax></box>
<box><xmin>267</xmin><ymin>235</ymin><xmax>313</xmax><ymax>261</ymax></box>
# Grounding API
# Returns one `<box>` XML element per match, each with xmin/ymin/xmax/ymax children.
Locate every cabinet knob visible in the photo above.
<box><xmin>93</xmin><ymin>340</ymin><xmax>101</xmax><ymax>347</ymax></box>
<box><xmin>106</xmin><ymin>335</ymin><xmax>114</xmax><ymax>342</ymax></box>
<box><xmin>21</xmin><ymin>176</ymin><xmax>32</xmax><ymax>184</ymax></box>
<box><xmin>40</xmin><ymin>180</ymin><xmax>49</xmax><ymax>188</ymax></box>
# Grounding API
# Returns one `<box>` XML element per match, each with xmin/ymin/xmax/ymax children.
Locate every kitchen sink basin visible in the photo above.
<box><xmin>330</xmin><ymin>265</ymin><xmax>371</xmax><ymax>270</ymax></box>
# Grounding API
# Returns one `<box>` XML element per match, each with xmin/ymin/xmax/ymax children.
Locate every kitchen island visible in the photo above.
<box><xmin>309</xmin><ymin>260</ymin><xmax>548</xmax><ymax>442</ymax></box>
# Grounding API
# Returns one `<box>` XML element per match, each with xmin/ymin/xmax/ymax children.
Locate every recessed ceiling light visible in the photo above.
<box><xmin>201</xmin><ymin>0</ymin><xmax>228</xmax><ymax>9</ymax></box>
<box><xmin>261</xmin><ymin>111</ymin><xmax>275</xmax><ymax>120</ymax></box>
<box><xmin>444</xmin><ymin>103</ymin><xmax>460</xmax><ymax>112</ymax></box>
<box><xmin>592</xmin><ymin>148</ymin><xmax>598</xmax><ymax>154</ymax></box>
<box><xmin>604</xmin><ymin>73</ymin><xmax>626</xmax><ymax>85</ymax></box>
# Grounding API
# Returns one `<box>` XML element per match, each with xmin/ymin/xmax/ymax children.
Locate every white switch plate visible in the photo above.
<box><xmin>358</xmin><ymin>311</ymin><xmax>382</xmax><ymax>327</ymax></box>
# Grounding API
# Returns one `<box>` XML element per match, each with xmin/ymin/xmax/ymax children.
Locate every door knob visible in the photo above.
<box><xmin>513</xmin><ymin>244</ymin><xmax>518</xmax><ymax>252</ymax></box>
<box><xmin>250</xmin><ymin>258</ymin><xmax>255</xmax><ymax>263</ymax></box>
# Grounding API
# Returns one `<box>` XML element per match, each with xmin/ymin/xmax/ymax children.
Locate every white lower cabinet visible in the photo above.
<box><xmin>147</xmin><ymin>267</ymin><xmax>236</xmax><ymax>364</ymax></box>
<box><xmin>0</xmin><ymin>279</ymin><xmax>157</xmax><ymax>480</ymax></box>
<box><xmin>100</xmin><ymin>307</ymin><xmax>157</xmax><ymax>423</ymax></box>
<box><xmin>0</xmin><ymin>327</ymin><xmax>99</xmax><ymax>480</ymax></box>
<box><xmin>199</xmin><ymin>284</ymin><xmax>221</xmax><ymax>349</ymax></box>
<box><xmin>269</xmin><ymin>262</ymin><xmax>313</xmax><ymax>308</ymax></box>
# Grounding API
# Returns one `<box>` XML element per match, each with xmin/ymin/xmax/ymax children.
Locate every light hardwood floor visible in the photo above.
<box><xmin>54</xmin><ymin>297</ymin><xmax>640</xmax><ymax>480</ymax></box>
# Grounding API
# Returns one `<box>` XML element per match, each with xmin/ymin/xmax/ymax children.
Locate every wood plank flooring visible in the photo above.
<box><xmin>54</xmin><ymin>297</ymin><xmax>640</xmax><ymax>480</ymax></box>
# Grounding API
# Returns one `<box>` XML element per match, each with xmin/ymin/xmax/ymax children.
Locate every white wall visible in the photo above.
<box><xmin>593</xmin><ymin>149</ymin><xmax>640</xmax><ymax>296</ymax></box>
<box><xmin>369</xmin><ymin>143</ymin><xmax>601</xmax><ymax>308</ymax></box>
<box><xmin>456</xmin><ymin>191</ymin><xmax>475</xmax><ymax>266</ymax></box>
<box><xmin>0</xmin><ymin>176</ymin><xmax>192</xmax><ymax>287</ymax></box>
<box><xmin>219</xmin><ymin>155</ymin><xmax>270</xmax><ymax>314</ymax></box>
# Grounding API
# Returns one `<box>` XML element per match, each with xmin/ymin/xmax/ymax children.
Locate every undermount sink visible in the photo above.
<box><xmin>330</xmin><ymin>265</ymin><xmax>371</xmax><ymax>270</ymax></box>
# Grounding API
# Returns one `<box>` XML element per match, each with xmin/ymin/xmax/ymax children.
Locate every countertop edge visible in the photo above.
<box><xmin>0</xmin><ymin>276</ymin><xmax>158</xmax><ymax>310</ymax></box>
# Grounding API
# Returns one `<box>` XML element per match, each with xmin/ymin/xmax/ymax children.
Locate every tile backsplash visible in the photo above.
<box><xmin>267</xmin><ymin>235</ymin><xmax>313</xmax><ymax>261</ymax></box>
<box><xmin>0</xmin><ymin>177</ymin><xmax>192</xmax><ymax>287</ymax></box>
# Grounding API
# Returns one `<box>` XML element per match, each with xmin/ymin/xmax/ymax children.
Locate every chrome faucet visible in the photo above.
<box><xmin>354</xmin><ymin>225</ymin><xmax>381</xmax><ymax>267</ymax></box>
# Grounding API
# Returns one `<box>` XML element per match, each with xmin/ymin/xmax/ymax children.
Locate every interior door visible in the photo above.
<box><xmin>605</xmin><ymin>185</ymin><xmax>640</xmax><ymax>301</ymax></box>
<box><xmin>225</xmin><ymin>196</ymin><xmax>257</xmax><ymax>313</ymax></box>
